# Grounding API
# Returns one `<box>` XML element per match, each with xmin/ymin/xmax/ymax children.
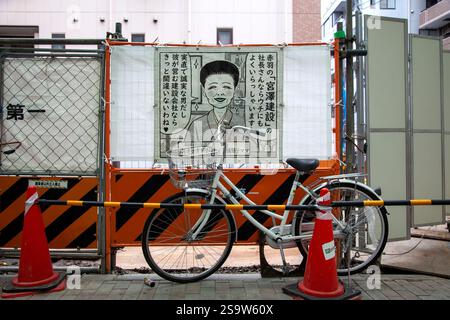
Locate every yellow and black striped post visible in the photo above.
<box><xmin>36</xmin><ymin>199</ymin><xmax>319</xmax><ymax>211</ymax></box>
<box><xmin>36</xmin><ymin>199</ymin><xmax>450</xmax><ymax>210</ymax></box>
<box><xmin>332</xmin><ymin>199</ymin><xmax>450</xmax><ymax>207</ymax></box>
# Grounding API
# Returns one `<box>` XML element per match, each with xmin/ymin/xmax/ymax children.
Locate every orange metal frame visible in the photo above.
<box><xmin>104</xmin><ymin>40</ymin><xmax>112</xmax><ymax>271</ymax></box>
<box><xmin>103</xmin><ymin>40</ymin><xmax>342</xmax><ymax>271</ymax></box>
<box><xmin>333</xmin><ymin>38</ymin><xmax>342</xmax><ymax>158</ymax></box>
<box><xmin>108</xmin><ymin>41</ymin><xmax>329</xmax><ymax>47</ymax></box>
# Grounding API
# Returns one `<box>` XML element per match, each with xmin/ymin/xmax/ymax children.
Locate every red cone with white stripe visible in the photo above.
<box><xmin>2</xmin><ymin>186</ymin><xmax>65</xmax><ymax>298</ymax></box>
<box><xmin>297</xmin><ymin>188</ymin><xmax>345</xmax><ymax>298</ymax></box>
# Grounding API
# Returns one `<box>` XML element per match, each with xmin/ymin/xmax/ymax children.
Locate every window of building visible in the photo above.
<box><xmin>332</xmin><ymin>12</ymin><xmax>344</xmax><ymax>26</ymax></box>
<box><xmin>0</xmin><ymin>26</ymin><xmax>38</xmax><ymax>49</ymax></box>
<box><xmin>441</xmin><ymin>23</ymin><xmax>450</xmax><ymax>37</ymax></box>
<box><xmin>323</xmin><ymin>17</ymin><xmax>331</xmax><ymax>35</ymax></box>
<box><xmin>217</xmin><ymin>28</ymin><xmax>233</xmax><ymax>45</ymax></box>
<box><xmin>51</xmin><ymin>33</ymin><xmax>65</xmax><ymax>49</ymax></box>
<box><xmin>419</xmin><ymin>29</ymin><xmax>439</xmax><ymax>37</ymax></box>
<box><xmin>131</xmin><ymin>34</ymin><xmax>145</xmax><ymax>42</ymax></box>
<box><xmin>380</xmin><ymin>0</ymin><xmax>396</xmax><ymax>9</ymax></box>
<box><xmin>426</xmin><ymin>0</ymin><xmax>438</xmax><ymax>9</ymax></box>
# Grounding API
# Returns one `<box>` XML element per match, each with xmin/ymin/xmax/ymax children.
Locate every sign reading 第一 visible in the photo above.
<box><xmin>154</xmin><ymin>47</ymin><xmax>283</xmax><ymax>164</ymax></box>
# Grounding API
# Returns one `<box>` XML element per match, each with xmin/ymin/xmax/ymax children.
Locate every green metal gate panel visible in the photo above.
<box><xmin>365</xmin><ymin>16</ymin><xmax>409</xmax><ymax>240</ymax></box>
<box><xmin>410</xmin><ymin>35</ymin><xmax>445</xmax><ymax>227</ymax></box>
<box><xmin>369</xmin><ymin>132</ymin><xmax>407</xmax><ymax>240</ymax></box>
<box><xmin>444</xmin><ymin>51</ymin><xmax>450</xmax><ymax>216</ymax></box>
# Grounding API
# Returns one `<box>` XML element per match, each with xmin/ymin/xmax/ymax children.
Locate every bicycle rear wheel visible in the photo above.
<box><xmin>141</xmin><ymin>191</ymin><xmax>236</xmax><ymax>283</ymax></box>
<box><xmin>294</xmin><ymin>181</ymin><xmax>389</xmax><ymax>275</ymax></box>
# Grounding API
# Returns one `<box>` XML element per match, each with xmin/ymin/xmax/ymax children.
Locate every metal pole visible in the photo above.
<box><xmin>103</xmin><ymin>41</ymin><xmax>113</xmax><ymax>273</ymax></box>
<box><xmin>337</xmin><ymin>22</ymin><xmax>345</xmax><ymax>161</ymax></box>
<box><xmin>345</xmin><ymin>0</ymin><xmax>355</xmax><ymax>173</ymax></box>
<box><xmin>355</xmin><ymin>9</ymin><xmax>365</xmax><ymax>176</ymax></box>
<box><xmin>0</xmin><ymin>249</ymin><xmax>100</xmax><ymax>259</ymax></box>
<box><xmin>0</xmin><ymin>38</ymin><xmax>104</xmax><ymax>45</ymax></box>
<box><xmin>0</xmin><ymin>47</ymin><xmax>104</xmax><ymax>53</ymax></box>
<box><xmin>0</xmin><ymin>266</ymin><xmax>100</xmax><ymax>274</ymax></box>
<box><xmin>98</xmin><ymin>49</ymin><xmax>107</xmax><ymax>274</ymax></box>
<box><xmin>0</xmin><ymin>54</ymin><xmax>4</xmax><ymax>168</ymax></box>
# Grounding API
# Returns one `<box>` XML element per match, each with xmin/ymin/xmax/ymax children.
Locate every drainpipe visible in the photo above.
<box><xmin>345</xmin><ymin>0</ymin><xmax>355</xmax><ymax>173</ymax></box>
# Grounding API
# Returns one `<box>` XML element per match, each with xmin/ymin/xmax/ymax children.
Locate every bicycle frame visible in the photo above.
<box><xmin>184</xmin><ymin>123</ymin><xmax>351</xmax><ymax>243</ymax></box>
<box><xmin>188</xmin><ymin>168</ymin><xmax>347</xmax><ymax>243</ymax></box>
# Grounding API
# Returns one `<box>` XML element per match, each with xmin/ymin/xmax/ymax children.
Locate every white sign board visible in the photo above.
<box><xmin>110</xmin><ymin>45</ymin><xmax>332</xmax><ymax>168</ymax></box>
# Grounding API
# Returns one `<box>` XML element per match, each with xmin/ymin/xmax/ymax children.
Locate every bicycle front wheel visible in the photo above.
<box><xmin>141</xmin><ymin>191</ymin><xmax>236</xmax><ymax>283</ymax></box>
<box><xmin>294</xmin><ymin>181</ymin><xmax>389</xmax><ymax>275</ymax></box>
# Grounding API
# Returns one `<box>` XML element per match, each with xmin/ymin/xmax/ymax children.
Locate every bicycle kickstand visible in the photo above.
<box><xmin>277</xmin><ymin>239</ymin><xmax>290</xmax><ymax>276</ymax></box>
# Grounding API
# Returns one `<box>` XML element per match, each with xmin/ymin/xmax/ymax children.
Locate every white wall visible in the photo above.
<box><xmin>0</xmin><ymin>0</ymin><xmax>110</xmax><ymax>39</ymax></box>
<box><xmin>190</xmin><ymin>0</ymin><xmax>292</xmax><ymax>44</ymax></box>
<box><xmin>0</xmin><ymin>0</ymin><xmax>293</xmax><ymax>44</ymax></box>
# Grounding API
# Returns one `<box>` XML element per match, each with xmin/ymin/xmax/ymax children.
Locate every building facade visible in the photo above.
<box><xmin>321</xmin><ymin>0</ymin><xmax>450</xmax><ymax>50</ymax></box>
<box><xmin>0</xmin><ymin>0</ymin><xmax>322</xmax><ymax>46</ymax></box>
<box><xmin>293</xmin><ymin>0</ymin><xmax>321</xmax><ymax>42</ymax></box>
<box><xmin>420</xmin><ymin>0</ymin><xmax>450</xmax><ymax>50</ymax></box>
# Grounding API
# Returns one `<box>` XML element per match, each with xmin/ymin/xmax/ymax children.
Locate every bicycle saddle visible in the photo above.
<box><xmin>286</xmin><ymin>158</ymin><xmax>319</xmax><ymax>173</ymax></box>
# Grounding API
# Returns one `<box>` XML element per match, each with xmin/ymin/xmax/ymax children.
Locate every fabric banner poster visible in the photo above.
<box><xmin>155</xmin><ymin>47</ymin><xmax>283</xmax><ymax>164</ymax></box>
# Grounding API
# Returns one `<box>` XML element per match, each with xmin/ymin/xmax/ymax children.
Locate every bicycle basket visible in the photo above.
<box><xmin>166</xmin><ymin>145</ymin><xmax>221</xmax><ymax>189</ymax></box>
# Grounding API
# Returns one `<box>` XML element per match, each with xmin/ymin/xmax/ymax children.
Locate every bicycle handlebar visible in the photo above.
<box><xmin>217</xmin><ymin>121</ymin><xmax>266</xmax><ymax>142</ymax></box>
<box><xmin>230</xmin><ymin>125</ymin><xmax>267</xmax><ymax>137</ymax></box>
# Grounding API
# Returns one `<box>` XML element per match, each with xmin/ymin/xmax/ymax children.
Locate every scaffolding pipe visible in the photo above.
<box><xmin>0</xmin><ymin>38</ymin><xmax>104</xmax><ymax>45</ymax></box>
<box><xmin>345</xmin><ymin>0</ymin><xmax>355</xmax><ymax>173</ymax></box>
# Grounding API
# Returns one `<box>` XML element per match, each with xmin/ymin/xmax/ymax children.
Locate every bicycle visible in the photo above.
<box><xmin>141</xmin><ymin>123</ymin><xmax>389</xmax><ymax>283</ymax></box>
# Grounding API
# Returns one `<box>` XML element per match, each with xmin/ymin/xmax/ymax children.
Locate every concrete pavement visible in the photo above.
<box><xmin>1</xmin><ymin>273</ymin><xmax>450</xmax><ymax>300</ymax></box>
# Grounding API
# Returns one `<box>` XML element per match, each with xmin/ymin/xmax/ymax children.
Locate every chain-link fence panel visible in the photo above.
<box><xmin>0</xmin><ymin>55</ymin><xmax>103</xmax><ymax>175</ymax></box>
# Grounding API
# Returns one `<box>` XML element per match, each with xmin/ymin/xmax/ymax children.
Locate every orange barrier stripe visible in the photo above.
<box><xmin>226</xmin><ymin>204</ymin><xmax>244</xmax><ymax>210</ymax></box>
<box><xmin>267</xmin><ymin>205</ymin><xmax>286</xmax><ymax>211</ymax></box>
<box><xmin>410</xmin><ymin>200</ymin><xmax>432</xmax><ymax>206</ymax></box>
<box><xmin>113</xmin><ymin>175</ymin><xmax>173</xmax><ymax>243</ymax></box>
<box><xmin>104</xmin><ymin>202</ymin><xmax>122</xmax><ymax>207</ymax></box>
<box><xmin>49</xmin><ymin>208</ymin><xmax>97</xmax><ymax>248</ymax></box>
<box><xmin>184</xmin><ymin>204</ymin><xmax>202</xmax><ymax>209</ymax></box>
<box><xmin>0</xmin><ymin>177</ymin><xmax>22</xmax><ymax>195</ymax></box>
<box><xmin>0</xmin><ymin>193</ymin><xmax>28</xmax><ymax>229</ymax></box>
<box><xmin>143</xmin><ymin>203</ymin><xmax>161</xmax><ymax>209</ymax></box>
<box><xmin>6</xmin><ymin>179</ymin><xmax>98</xmax><ymax>248</ymax></box>
<box><xmin>110</xmin><ymin>173</ymin><xmax>157</xmax><ymax>239</ymax></box>
<box><xmin>363</xmin><ymin>200</ymin><xmax>384</xmax><ymax>206</ymax></box>
<box><xmin>67</xmin><ymin>200</ymin><xmax>84</xmax><ymax>206</ymax></box>
<box><xmin>0</xmin><ymin>178</ymin><xmax>66</xmax><ymax>229</ymax></box>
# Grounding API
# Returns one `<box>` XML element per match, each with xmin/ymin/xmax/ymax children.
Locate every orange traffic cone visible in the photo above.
<box><xmin>283</xmin><ymin>188</ymin><xmax>361</xmax><ymax>300</ymax></box>
<box><xmin>1</xmin><ymin>186</ymin><xmax>66</xmax><ymax>298</ymax></box>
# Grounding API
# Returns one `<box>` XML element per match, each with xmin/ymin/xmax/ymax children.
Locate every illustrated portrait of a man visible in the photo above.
<box><xmin>158</xmin><ymin>49</ymin><xmax>280</xmax><ymax>161</ymax></box>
